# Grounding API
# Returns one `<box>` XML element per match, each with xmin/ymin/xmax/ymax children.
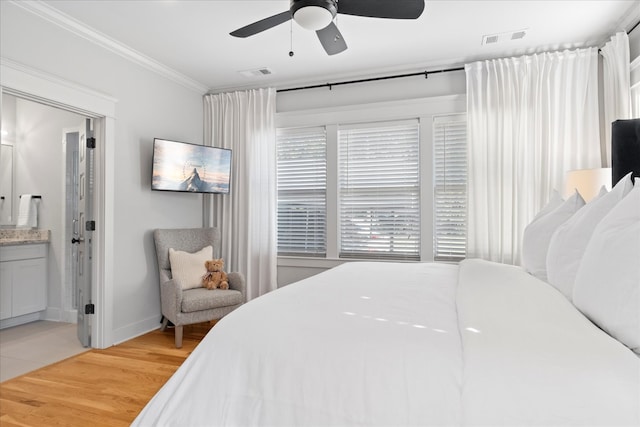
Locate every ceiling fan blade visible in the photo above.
<box><xmin>337</xmin><ymin>0</ymin><xmax>425</xmax><ymax>19</ymax></box>
<box><xmin>316</xmin><ymin>22</ymin><xmax>347</xmax><ymax>56</ymax></box>
<box><xmin>230</xmin><ymin>11</ymin><xmax>291</xmax><ymax>38</ymax></box>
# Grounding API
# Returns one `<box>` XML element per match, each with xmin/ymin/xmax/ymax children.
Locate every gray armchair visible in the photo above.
<box><xmin>153</xmin><ymin>227</ymin><xmax>246</xmax><ymax>348</ymax></box>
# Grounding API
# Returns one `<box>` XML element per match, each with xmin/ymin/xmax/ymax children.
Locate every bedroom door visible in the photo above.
<box><xmin>74</xmin><ymin>118</ymin><xmax>94</xmax><ymax>347</ymax></box>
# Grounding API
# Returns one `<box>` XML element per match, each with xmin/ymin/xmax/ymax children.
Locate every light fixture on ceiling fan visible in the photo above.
<box><xmin>230</xmin><ymin>0</ymin><xmax>425</xmax><ymax>56</ymax></box>
<box><xmin>291</xmin><ymin>0</ymin><xmax>337</xmax><ymax>30</ymax></box>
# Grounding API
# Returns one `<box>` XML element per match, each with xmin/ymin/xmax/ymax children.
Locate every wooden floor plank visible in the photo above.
<box><xmin>0</xmin><ymin>321</ymin><xmax>215</xmax><ymax>426</ymax></box>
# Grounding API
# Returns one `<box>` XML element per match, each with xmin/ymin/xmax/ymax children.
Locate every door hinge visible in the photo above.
<box><xmin>85</xmin><ymin>303</ymin><xmax>95</xmax><ymax>315</ymax></box>
<box><xmin>87</xmin><ymin>137</ymin><xmax>96</xmax><ymax>149</ymax></box>
<box><xmin>86</xmin><ymin>220</ymin><xmax>95</xmax><ymax>231</ymax></box>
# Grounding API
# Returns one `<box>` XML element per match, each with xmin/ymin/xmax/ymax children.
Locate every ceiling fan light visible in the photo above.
<box><xmin>293</xmin><ymin>6</ymin><xmax>334</xmax><ymax>30</ymax></box>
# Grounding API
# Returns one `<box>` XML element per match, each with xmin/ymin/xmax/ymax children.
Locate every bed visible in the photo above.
<box><xmin>133</xmin><ymin>258</ymin><xmax>639</xmax><ymax>426</ymax></box>
<box><xmin>134</xmin><ymin>126</ymin><xmax>640</xmax><ymax>426</ymax></box>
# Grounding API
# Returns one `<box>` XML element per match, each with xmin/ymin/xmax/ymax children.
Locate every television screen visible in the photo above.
<box><xmin>151</xmin><ymin>138</ymin><xmax>232</xmax><ymax>194</ymax></box>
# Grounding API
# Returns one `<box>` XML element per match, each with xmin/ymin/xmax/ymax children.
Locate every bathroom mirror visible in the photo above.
<box><xmin>1</xmin><ymin>91</ymin><xmax>17</xmax><ymax>226</ymax></box>
<box><xmin>0</xmin><ymin>143</ymin><xmax>14</xmax><ymax>225</ymax></box>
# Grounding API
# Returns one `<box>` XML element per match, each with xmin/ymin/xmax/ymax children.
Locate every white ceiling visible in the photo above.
<box><xmin>35</xmin><ymin>0</ymin><xmax>640</xmax><ymax>92</ymax></box>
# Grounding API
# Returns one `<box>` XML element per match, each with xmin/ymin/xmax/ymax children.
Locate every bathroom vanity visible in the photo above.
<box><xmin>0</xmin><ymin>229</ymin><xmax>49</xmax><ymax>328</ymax></box>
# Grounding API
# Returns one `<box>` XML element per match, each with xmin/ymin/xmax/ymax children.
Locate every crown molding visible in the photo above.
<box><xmin>11</xmin><ymin>0</ymin><xmax>209</xmax><ymax>94</ymax></box>
<box><xmin>1</xmin><ymin>57</ymin><xmax>118</xmax><ymax>118</ymax></box>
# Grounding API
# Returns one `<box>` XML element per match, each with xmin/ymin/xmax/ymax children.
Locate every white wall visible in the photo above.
<box><xmin>1</xmin><ymin>2</ymin><xmax>204</xmax><ymax>344</ymax></box>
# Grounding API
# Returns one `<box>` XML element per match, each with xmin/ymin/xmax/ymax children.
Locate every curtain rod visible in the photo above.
<box><xmin>276</xmin><ymin>66</ymin><xmax>465</xmax><ymax>93</ymax></box>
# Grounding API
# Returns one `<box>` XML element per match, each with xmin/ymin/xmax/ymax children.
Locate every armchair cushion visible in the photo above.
<box><xmin>168</xmin><ymin>245</ymin><xmax>212</xmax><ymax>290</ymax></box>
<box><xmin>182</xmin><ymin>288</ymin><xmax>244</xmax><ymax>313</ymax></box>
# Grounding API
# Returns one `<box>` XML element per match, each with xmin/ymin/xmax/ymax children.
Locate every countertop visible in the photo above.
<box><xmin>0</xmin><ymin>229</ymin><xmax>51</xmax><ymax>246</ymax></box>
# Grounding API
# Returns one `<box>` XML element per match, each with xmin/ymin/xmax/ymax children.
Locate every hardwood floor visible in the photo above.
<box><xmin>0</xmin><ymin>321</ymin><xmax>215</xmax><ymax>426</ymax></box>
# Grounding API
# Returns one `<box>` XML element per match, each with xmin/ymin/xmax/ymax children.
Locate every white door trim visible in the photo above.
<box><xmin>1</xmin><ymin>57</ymin><xmax>116</xmax><ymax>348</ymax></box>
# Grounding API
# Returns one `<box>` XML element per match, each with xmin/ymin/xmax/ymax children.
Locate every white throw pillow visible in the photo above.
<box><xmin>522</xmin><ymin>191</ymin><xmax>585</xmax><ymax>281</ymax></box>
<box><xmin>546</xmin><ymin>173</ymin><xmax>634</xmax><ymax>300</ymax></box>
<box><xmin>573</xmin><ymin>182</ymin><xmax>640</xmax><ymax>354</ymax></box>
<box><xmin>531</xmin><ymin>190</ymin><xmax>564</xmax><ymax>224</ymax></box>
<box><xmin>168</xmin><ymin>245</ymin><xmax>213</xmax><ymax>290</ymax></box>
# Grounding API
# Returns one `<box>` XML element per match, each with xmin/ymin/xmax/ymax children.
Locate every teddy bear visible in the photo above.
<box><xmin>202</xmin><ymin>258</ymin><xmax>229</xmax><ymax>290</ymax></box>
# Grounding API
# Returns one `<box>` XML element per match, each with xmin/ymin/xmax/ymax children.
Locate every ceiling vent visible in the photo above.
<box><xmin>238</xmin><ymin>67</ymin><xmax>273</xmax><ymax>78</ymax></box>
<box><xmin>484</xmin><ymin>35</ymin><xmax>500</xmax><ymax>45</ymax></box>
<box><xmin>482</xmin><ymin>29</ymin><xmax>527</xmax><ymax>45</ymax></box>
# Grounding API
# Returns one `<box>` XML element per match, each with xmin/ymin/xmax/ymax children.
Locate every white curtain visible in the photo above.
<box><xmin>465</xmin><ymin>48</ymin><xmax>601</xmax><ymax>265</ymax></box>
<box><xmin>601</xmin><ymin>31</ymin><xmax>631</xmax><ymax>166</ymax></box>
<box><xmin>203</xmin><ymin>88</ymin><xmax>277</xmax><ymax>300</ymax></box>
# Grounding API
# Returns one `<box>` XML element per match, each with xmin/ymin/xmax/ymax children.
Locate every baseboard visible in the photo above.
<box><xmin>62</xmin><ymin>309</ymin><xmax>78</xmax><ymax>323</ymax></box>
<box><xmin>111</xmin><ymin>314</ymin><xmax>161</xmax><ymax>345</ymax></box>
<box><xmin>43</xmin><ymin>307</ymin><xmax>62</xmax><ymax>321</ymax></box>
<box><xmin>0</xmin><ymin>312</ymin><xmax>43</xmax><ymax>329</ymax></box>
<box><xmin>43</xmin><ymin>308</ymin><xmax>78</xmax><ymax>323</ymax></box>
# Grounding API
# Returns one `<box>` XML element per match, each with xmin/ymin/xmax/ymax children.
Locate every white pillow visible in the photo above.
<box><xmin>522</xmin><ymin>191</ymin><xmax>585</xmax><ymax>281</ymax></box>
<box><xmin>546</xmin><ymin>173</ymin><xmax>634</xmax><ymax>300</ymax></box>
<box><xmin>531</xmin><ymin>190</ymin><xmax>564</xmax><ymax>223</ymax></box>
<box><xmin>573</xmin><ymin>183</ymin><xmax>640</xmax><ymax>354</ymax></box>
<box><xmin>168</xmin><ymin>245</ymin><xmax>213</xmax><ymax>290</ymax></box>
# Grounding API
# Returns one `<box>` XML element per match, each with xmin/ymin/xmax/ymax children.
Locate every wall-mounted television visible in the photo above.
<box><xmin>151</xmin><ymin>138</ymin><xmax>232</xmax><ymax>194</ymax></box>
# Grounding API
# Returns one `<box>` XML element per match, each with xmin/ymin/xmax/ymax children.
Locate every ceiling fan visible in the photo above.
<box><xmin>229</xmin><ymin>0</ymin><xmax>425</xmax><ymax>56</ymax></box>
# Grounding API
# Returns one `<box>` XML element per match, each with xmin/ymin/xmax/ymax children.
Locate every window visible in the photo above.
<box><xmin>433</xmin><ymin>115</ymin><xmax>467</xmax><ymax>261</ymax></box>
<box><xmin>276</xmin><ymin>127</ymin><xmax>327</xmax><ymax>256</ymax></box>
<box><xmin>338</xmin><ymin>121</ymin><xmax>420</xmax><ymax>260</ymax></box>
<box><xmin>276</xmin><ymin>105</ymin><xmax>467</xmax><ymax>262</ymax></box>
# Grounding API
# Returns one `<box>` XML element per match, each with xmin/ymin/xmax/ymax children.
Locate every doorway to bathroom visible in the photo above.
<box><xmin>2</xmin><ymin>93</ymin><xmax>94</xmax><ymax>348</ymax></box>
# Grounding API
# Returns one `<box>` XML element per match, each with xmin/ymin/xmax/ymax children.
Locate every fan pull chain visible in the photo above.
<box><xmin>289</xmin><ymin>20</ymin><xmax>294</xmax><ymax>57</ymax></box>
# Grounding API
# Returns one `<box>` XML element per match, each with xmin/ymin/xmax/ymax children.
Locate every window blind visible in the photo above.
<box><xmin>338</xmin><ymin>121</ymin><xmax>420</xmax><ymax>260</ymax></box>
<box><xmin>433</xmin><ymin>115</ymin><xmax>467</xmax><ymax>261</ymax></box>
<box><xmin>276</xmin><ymin>127</ymin><xmax>327</xmax><ymax>256</ymax></box>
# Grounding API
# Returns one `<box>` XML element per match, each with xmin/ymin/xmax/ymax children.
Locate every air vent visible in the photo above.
<box><xmin>238</xmin><ymin>67</ymin><xmax>274</xmax><ymax>78</ymax></box>
<box><xmin>484</xmin><ymin>35</ymin><xmax>499</xmax><ymax>44</ymax></box>
<box><xmin>482</xmin><ymin>29</ymin><xmax>527</xmax><ymax>45</ymax></box>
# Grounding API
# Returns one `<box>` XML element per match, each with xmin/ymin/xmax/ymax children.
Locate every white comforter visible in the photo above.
<box><xmin>133</xmin><ymin>260</ymin><xmax>640</xmax><ymax>426</ymax></box>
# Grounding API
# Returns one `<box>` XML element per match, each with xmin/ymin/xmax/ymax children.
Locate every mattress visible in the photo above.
<box><xmin>133</xmin><ymin>259</ymin><xmax>640</xmax><ymax>426</ymax></box>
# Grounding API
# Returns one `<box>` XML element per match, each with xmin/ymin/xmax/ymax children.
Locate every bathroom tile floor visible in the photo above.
<box><xmin>0</xmin><ymin>321</ymin><xmax>87</xmax><ymax>382</ymax></box>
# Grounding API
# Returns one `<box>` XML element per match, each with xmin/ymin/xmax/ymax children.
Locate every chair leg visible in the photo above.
<box><xmin>160</xmin><ymin>316</ymin><xmax>169</xmax><ymax>331</ymax></box>
<box><xmin>175</xmin><ymin>325</ymin><xmax>183</xmax><ymax>348</ymax></box>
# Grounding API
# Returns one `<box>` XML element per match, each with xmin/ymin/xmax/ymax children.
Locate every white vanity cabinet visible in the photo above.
<box><xmin>0</xmin><ymin>243</ymin><xmax>47</xmax><ymax>323</ymax></box>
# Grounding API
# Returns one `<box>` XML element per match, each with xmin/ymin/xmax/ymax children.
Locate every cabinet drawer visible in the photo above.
<box><xmin>0</xmin><ymin>244</ymin><xmax>47</xmax><ymax>262</ymax></box>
